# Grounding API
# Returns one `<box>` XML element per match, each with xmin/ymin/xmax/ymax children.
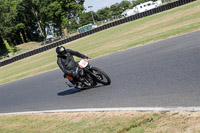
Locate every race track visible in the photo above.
<box><xmin>0</xmin><ymin>31</ymin><xmax>200</xmax><ymax>114</ymax></box>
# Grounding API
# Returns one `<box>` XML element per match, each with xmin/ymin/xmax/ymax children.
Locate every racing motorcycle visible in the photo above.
<box><xmin>64</xmin><ymin>59</ymin><xmax>111</xmax><ymax>89</ymax></box>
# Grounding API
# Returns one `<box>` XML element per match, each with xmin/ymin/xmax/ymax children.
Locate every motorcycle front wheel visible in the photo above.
<box><xmin>91</xmin><ymin>67</ymin><xmax>111</xmax><ymax>85</ymax></box>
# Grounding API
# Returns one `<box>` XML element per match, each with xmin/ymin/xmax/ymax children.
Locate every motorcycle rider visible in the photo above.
<box><xmin>56</xmin><ymin>46</ymin><xmax>89</xmax><ymax>88</ymax></box>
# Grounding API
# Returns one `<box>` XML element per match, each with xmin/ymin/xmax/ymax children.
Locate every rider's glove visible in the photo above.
<box><xmin>84</xmin><ymin>56</ymin><xmax>90</xmax><ymax>60</ymax></box>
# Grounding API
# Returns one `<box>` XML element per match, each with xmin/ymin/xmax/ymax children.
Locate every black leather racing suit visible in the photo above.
<box><xmin>57</xmin><ymin>49</ymin><xmax>88</xmax><ymax>77</ymax></box>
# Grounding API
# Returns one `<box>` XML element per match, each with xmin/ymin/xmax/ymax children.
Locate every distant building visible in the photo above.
<box><xmin>77</xmin><ymin>24</ymin><xmax>97</xmax><ymax>34</ymax></box>
<box><xmin>121</xmin><ymin>8</ymin><xmax>137</xmax><ymax>17</ymax></box>
<box><xmin>135</xmin><ymin>1</ymin><xmax>158</xmax><ymax>13</ymax></box>
<box><xmin>121</xmin><ymin>0</ymin><xmax>162</xmax><ymax>17</ymax></box>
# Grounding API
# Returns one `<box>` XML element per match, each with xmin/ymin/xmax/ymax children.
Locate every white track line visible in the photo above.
<box><xmin>1</xmin><ymin>107</ymin><xmax>200</xmax><ymax>115</ymax></box>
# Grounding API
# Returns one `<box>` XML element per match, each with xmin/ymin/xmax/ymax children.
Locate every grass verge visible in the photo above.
<box><xmin>0</xmin><ymin>0</ymin><xmax>200</xmax><ymax>85</ymax></box>
<box><xmin>0</xmin><ymin>111</ymin><xmax>200</xmax><ymax>133</ymax></box>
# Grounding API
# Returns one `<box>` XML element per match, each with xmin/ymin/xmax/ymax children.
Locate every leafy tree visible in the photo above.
<box><xmin>79</xmin><ymin>11</ymin><xmax>98</xmax><ymax>26</ymax></box>
<box><xmin>119</xmin><ymin>0</ymin><xmax>132</xmax><ymax>11</ymax></box>
<box><xmin>16</xmin><ymin>0</ymin><xmax>41</xmax><ymax>42</ymax></box>
<box><xmin>67</xmin><ymin>18</ymin><xmax>81</xmax><ymax>33</ymax></box>
<box><xmin>0</xmin><ymin>0</ymin><xmax>86</xmax><ymax>55</ymax></box>
<box><xmin>55</xmin><ymin>0</ymin><xmax>85</xmax><ymax>36</ymax></box>
<box><xmin>0</xmin><ymin>0</ymin><xmax>18</xmax><ymax>53</ymax></box>
<box><xmin>28</xmin><ymin>0</ymin><xmax>59</xmax><ymax>39</ymax></box>
<box><xmin>110</xmin><ymin>3</ymin><xmax>121</xmax><ymax>16</ymax></box>
<box><xmin>96</xmin><ymin>7</ymin><xmax>111</xmax><ymax>21</ymax></box>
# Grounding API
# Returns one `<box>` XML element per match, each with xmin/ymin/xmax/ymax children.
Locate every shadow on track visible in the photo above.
<box><xmin>57</xmin><ymin>88</ymin><xmax>81</xmax><ymax>96</ymax></box>
<box><xmin>57</xmin><ymin>85</ymin><xmax>104</xmax><ymax>96</ymax></box>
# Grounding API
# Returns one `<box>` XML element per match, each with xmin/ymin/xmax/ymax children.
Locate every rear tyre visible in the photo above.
<box><xmin>91</xmin><ymin>67</ymin><xmax>111</xmax><ymax>85</ymax></box>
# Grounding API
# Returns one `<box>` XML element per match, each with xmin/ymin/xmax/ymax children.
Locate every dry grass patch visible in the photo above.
<box><xmin>1</xmin><ymin>111</ymin><xmax>200</xmax><ymax>133</ymax></box>
<box><xmin>16</xmin><ymin>42</ymin><xmax>41</xmax><ymax>50</ymax></box>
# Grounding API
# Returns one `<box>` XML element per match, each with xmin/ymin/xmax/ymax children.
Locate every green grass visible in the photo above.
<box><xmin>1</xmin><ymin>111</ymin><xmax>200</xmax><ymax>133</ymax></box>
<box><xmin>0</xmin><ymin>113</ymin><xmax>136</xmax><ymax>133</ymax></box>
<box><xmin>0</xmin><ymin>0</ymin><xmax>200</xmax><ymax>85</ymax></box>
<box><xmin>0</xmin><ymin>112</ymin><xmax>161</xmax><ymax>133</ymax></box>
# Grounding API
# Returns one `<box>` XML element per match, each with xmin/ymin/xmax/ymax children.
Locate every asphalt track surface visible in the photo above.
<box><xmin>0</xmin><ymin>31</ymin><xmax>200</xmax><ymax>114</ymax></box>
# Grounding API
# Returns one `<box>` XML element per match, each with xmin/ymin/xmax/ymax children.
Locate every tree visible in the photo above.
<box><xmin>0</xmin><ymin>0</ymin><xmax>18</xmax><ymax>53</ymax></box>
<box><xmin>110</xmin><ymin>3</ymin><xmax>121</xmax><ymax>16</ymax></box>
<box><xmin>17</xmin><ymin>0</ymin><xmax>41</xmax><ymax>42</ymax></box>
<box><xmin>96</xmin><ymin>7</ymin><xmax>111</xmax><ymax>21</ymax></box>
<box><xmin>52</xmin><ymin>0</ymin><xmax>85</xmax><ymax>36</ymax></box>
<box><xmin>0</xmin><ymin>0</ymin><xmax>85</xmax><ymax>56</ymax></box>
<box><xmin>67</xmin><ymin>17</ymin><xmax>80</xmax><ymax>33</ymax></box>
<box><xmin>79</xmin><ymin>11</ymin><xmax>98</xmax><ymax>26</ymax></box>
<box><xmin>119</xmin><ymin>0</ymin><xmax>132</xmax><ymax>11</ymax></box>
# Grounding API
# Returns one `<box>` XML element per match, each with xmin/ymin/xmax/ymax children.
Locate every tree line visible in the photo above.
<box><xmin>0</xmin><ymin>0</ymin><xmax>155</xmax><ymax>56</ymax></box>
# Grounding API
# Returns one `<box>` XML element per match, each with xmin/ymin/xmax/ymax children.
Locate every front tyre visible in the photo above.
<box><xmin>91</xmin><ymin>67</ymin><xmax>111</xmax><ymax>85</ymax></box>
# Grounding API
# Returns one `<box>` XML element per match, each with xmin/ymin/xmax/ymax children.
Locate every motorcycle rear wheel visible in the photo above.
<box><xmin>91</xmin><ymin>67</ymin><xmax>111</xmax><ymax>85</ymax></box>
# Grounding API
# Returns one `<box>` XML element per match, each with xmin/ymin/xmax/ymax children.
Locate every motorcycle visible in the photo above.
<box><xmin>64</xmin><ymin>59</ymin><xmax>111</xmax><ymax>89</ymax></box>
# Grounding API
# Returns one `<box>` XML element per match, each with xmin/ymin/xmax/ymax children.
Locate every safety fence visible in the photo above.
<box><xmin>0</xmin><ymin>0</ymin><xmax>196</xmax><ymax>67</ymax></box>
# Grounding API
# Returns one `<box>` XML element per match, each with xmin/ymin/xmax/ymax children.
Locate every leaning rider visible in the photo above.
<box><xmin>56</xmin><ymin>46</ymin><xmax>89</xmax><ymax>88</ymax></box>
